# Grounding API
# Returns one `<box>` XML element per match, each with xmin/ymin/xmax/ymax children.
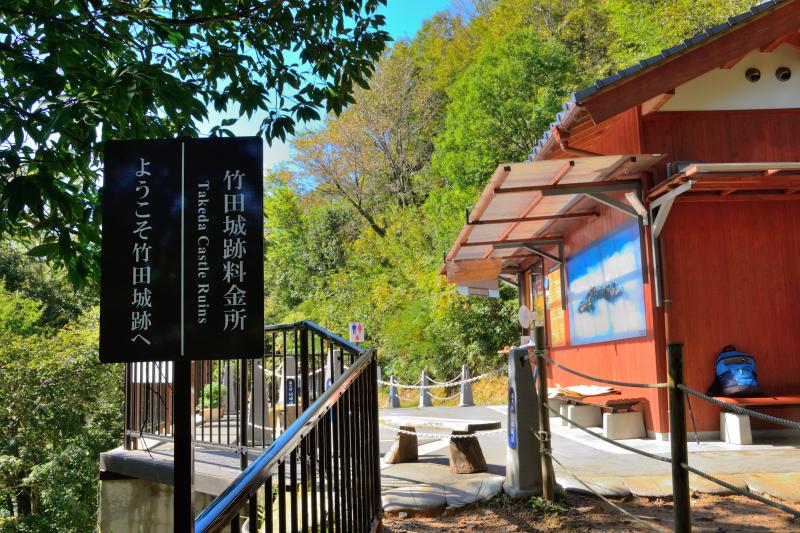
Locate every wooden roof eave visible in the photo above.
<box><xmin>646</xmin><ymin>162</ymin><xmax>800</xmax><ymax>201</ymax></box>
<box><xmin>440</xmin><ymin>164</ymin><xmax>513</xmax><ymax>274</ymax></box>
<box><xmin>578</xmin><ymin>0</ymin><xmax>800</xmax><ymax>124</ymax></box>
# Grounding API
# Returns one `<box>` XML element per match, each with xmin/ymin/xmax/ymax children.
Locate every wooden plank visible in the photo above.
<box><xmin>470</xmin><ymin>211</ymin><xmax>599</xmax><ymax>225</ymax></box>
<box><xmin>720</xmin><ymin>54</ymin><xmax>747</xmax><ymax>69</ymax></box>
<box><xmin>581</xmin><ymin>1</ymin><xmax>800</xmax><ymax>123</ymax></box>
<box><xmin>445</xmin><ymin>259</ymin><xmax>503</xmax><ymax>284</ymax></box>
<box><xmin>483</xmin><ymin>160</ymin><xmax>575</xmax><ymax>259</ymax></box>
<box><xmin>716</xmin><ymin>395</ymin><xmax>800</xmax><ymax>407</ymax></box>
<box><xmin>760</xmin><ymin>29</ymin><xmax>800</xmax><ymax>52</ymax></box>
<box><xmin>446</xmin><ymin>165</ymin><xmax>513</xmax><ymax>263</ymax></box>
<box><xmin>462</xmin><ymin>236</ymin><xmax>563</xmax><ymax>248</ymax></box>
<box><xmin>641</xmin><ymin>91</ymin><xmax>675</xmax><ymax>116</ymax></box>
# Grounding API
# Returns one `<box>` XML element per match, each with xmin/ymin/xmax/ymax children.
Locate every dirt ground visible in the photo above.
<box><xmin>382</xmin><ymin>492</ymin><xmax>800</xmax><ymax>532</ymax></box>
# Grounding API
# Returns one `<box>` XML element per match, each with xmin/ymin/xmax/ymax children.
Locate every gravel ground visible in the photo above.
<box><xmin>383</xmin><ymin>492</ymin><xmax>800</xmax><ymax>532</ymax></box>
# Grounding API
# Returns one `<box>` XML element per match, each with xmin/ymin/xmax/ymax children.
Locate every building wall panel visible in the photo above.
<box><xmin>642</xmin><ymin>109</ymin><xmax>800</xmax><ymax>180</ymax></box>
<box><xmin>661</xmin><ymin>200</ymin><xmax>800</xmax><ymax>431</ymax></box>
<box><xmin>544</xmin><ymin>203</ymin><xmax>668</xmax><ymax>433</ymax></box>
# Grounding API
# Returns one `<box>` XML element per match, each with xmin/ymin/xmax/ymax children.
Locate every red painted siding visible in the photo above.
<box><xmin>543</xmin><ymin>203</ymin><xmax>669</xmax><ymax>433</ymax></box>
<box><xmin>642</xmin><ymin>109</ymin><xmax>800</xmax><ymax>181</ymax></box>
<box><xmin>661</xmin><ymin>200</ymin><xmax>800</xmax><ymax>431</ymax></box>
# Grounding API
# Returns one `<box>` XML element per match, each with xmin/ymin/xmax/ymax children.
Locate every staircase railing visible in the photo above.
<box><xmin>194</xmin><ymin>322</ymin><xmax>381</xmax><ymax>532</ymax></box>
<box><xmin>123</xmin><ymin>321</ymin><xmax>364</xmax><ymax>453</ymax></box>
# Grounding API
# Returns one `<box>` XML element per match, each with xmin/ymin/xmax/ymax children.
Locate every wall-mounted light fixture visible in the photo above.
<box><xmin>776</xmin><ymin>66</ymin><xmax>792</xmax><ymax>82</ymax></box>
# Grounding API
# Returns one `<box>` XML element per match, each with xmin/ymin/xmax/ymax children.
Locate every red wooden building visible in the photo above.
<box><xmin>443</xmin><ymin>0</ymin><xmax>800</xmax><ymax>439</ymax></box>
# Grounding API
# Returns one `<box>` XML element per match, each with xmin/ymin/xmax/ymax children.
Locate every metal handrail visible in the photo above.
<box><xmin>264</xmin><ymin>320</ymin><xmax>363</xmax><ymax>354</ymax></box>
<box><xmin>194</xmin><ymin>346</ymin><xmax>376</xmax><ymax>532</ymax></box>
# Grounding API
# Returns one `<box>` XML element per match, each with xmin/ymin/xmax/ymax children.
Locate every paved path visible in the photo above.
<box><xmin>379</xmin><ymin>405</ymin><xmax>800</xmax><ymax>512</ymax></box>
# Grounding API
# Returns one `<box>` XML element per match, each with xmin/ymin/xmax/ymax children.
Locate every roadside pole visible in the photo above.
<box><xmin>668</xmin><ymin>343</ymin><xmax>692</xmax><ymax>533</ymax></box>
<box><xmin>503</xmin><ymin>344</ymin><xmax>542</xmax><ymax>498</ymax></box>
<box><xmin>534</xmin><ymin>326</ymin><xmax>556</xmax><ymax>501</ymax></box>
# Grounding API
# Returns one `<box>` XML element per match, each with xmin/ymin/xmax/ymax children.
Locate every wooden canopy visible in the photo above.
<box><xmin>444</xmin><ymin>154</ymin><xmax>664</xmax><ymax>285</ymax></box>
<box><xmin>647</xmin><ymin>162</ymin><xmax>800</xmax><ymax>201</ymax></box>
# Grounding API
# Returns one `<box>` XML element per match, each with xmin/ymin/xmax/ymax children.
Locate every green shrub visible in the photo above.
<box><xmin>196</xmin><ymin>383</ymin><xmax>226</xmax><ymax>410</ymax></box>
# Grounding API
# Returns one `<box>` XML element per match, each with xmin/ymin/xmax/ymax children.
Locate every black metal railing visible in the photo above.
<box><xmin>123</xmin><ymin>321</ymin><xmax>363</xmax><ymax>453</ymax></box>
<box><xmin>194</xmin><ymin>322</ymin><xmax>381</xmax><ymax>532</ymax></box>
<box><xmin>122</xmin><ymin>321</ymin><xmax>382</xmax><ymax>531</ymax></box>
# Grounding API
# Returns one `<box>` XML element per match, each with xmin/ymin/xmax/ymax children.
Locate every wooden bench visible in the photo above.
<box><xmin>716</xmin><ymin>395</ymin><xmax>800</xmax><ymax>444</ymax></box>
<box><xmin>380</xmin><ymin>415</ymin><xmax>501</xmax><ymax>474</ymax></box>
<box><xmin>552</xmin><ymin>395</ymin><xmax>646</xmax><ymax>440</ymax></box>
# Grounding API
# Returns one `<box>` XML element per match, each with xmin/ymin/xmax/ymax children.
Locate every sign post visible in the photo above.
<box><xmin>100</xmin><ymin>137</ymin><xmax>264</xmax><ymax>531</ymax></box>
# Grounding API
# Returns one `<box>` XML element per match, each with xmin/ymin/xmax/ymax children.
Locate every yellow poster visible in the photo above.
<box><xmin>547</xmin><ymin>270</ymin><xmax>566</xmax><ymax>346</ymax></box>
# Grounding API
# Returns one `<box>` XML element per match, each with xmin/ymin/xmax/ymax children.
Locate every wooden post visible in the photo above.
<box><xmin>668</xmin><ymin>343</ymin><xmax>692</xmax><ymax>533</ymax></box>
<box><xmin>534</xmin><ymin>326</ymin><xmax>555</xmax><ymax>501</ymax></box>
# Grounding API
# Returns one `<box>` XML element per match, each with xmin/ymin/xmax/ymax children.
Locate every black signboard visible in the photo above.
<box><xmin>100</xmin><ymin>138</ymin><xmax>264</xmax><ymax>362</ymax></box>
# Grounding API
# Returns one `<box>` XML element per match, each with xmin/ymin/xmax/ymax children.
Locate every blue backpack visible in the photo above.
<box><xmin>710</xmin><ymin>345</ymin><xmax>762</xmax><ymax>397</ymax></box>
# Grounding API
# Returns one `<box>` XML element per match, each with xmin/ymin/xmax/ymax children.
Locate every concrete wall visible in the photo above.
<box><xmin>99</xmin><ymin>479</ymin><xmax>215</xmax><ymax>532</ymax></box>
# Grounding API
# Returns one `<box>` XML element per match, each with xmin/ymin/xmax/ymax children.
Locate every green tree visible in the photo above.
<box><xmin>603</xmin><ymin>0</ymin><xmax>764</xmax><ymax>67</ymax></box>
<box><xmin>0</xmin><ymin>245</ymin><xmax>94</xmax><ymax>328</ymax></box>
<box><xmin>293</xmin><ymin>44</ymin><xmax>441</xmax><ymax>236</ymax></box>
<box><xmin>0</xmin><ymin>289</ymin><xmax>120</xmax><ymax>531</ymax></box>
<box><xmin>0</xmin><ymin>0</ymin><xmax>391</xmax><ymax>286</ymax></box>
<box><xmin>433</xmin><ymin>27</ymin><xmax>578</xmax><ymax>188</ymax></box>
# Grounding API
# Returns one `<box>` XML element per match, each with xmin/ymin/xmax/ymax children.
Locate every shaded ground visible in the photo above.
<box><xmin>383</xmin><ymin>492</ymin><xmax>800</xmax><ymax>532</ymax></box>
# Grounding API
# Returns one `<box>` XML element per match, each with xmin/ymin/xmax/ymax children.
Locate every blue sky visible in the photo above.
<box><xmin>201</xmin><ymin>0</ymin><xmax>454</xmax><ymax>171</ymax></box>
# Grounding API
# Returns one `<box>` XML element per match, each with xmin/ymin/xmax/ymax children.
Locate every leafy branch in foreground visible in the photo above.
<box><xmin>0</xmin><ymin>0</ymin><xmax>390</xmax><ymax>287</ymax></box>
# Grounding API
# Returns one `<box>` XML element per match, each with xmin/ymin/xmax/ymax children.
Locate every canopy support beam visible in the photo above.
<box><xmin>466</xmin><ymin>211</ymin><xmax>599</xmax><ymax>225</ymax></box>
<box><xmin>523</xmin><ymin>245</ymin><xmax>561</xmax><ymax>265</ymax></box>
<box><xmin>649</xmin><ymin>180</ymin><xmax>694</xmax><ymax>307</ymax></box>
<box><xmin>492</xmin><ymin>239</ymin><xmax>566</xmax><ymax>310</ymax></box>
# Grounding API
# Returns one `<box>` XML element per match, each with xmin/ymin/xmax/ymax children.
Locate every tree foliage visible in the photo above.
<box><xmin>0</xmin><ymin>0</ymin><xmax>390</xmax><ymax>286</ymax></box>
<box><xmin>433</xmin><ymin>27</ymin><xmax>578</xmax><ymax>188</ymax></box>
<box><xmin>293</xmin><ymin>45</ymin><xmax>441</xmax><ymax>235</ymax></box>
<box><xmin>0</xmin><ymin>261</ymin><xmax>119</xmax><ymax>531</ymax></box>
<box><xmin>265</xmin><ymin>0</ymin><xmax>772</xmax><ymax>381</ymax></box>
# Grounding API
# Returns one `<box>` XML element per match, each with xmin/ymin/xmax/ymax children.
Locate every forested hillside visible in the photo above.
<box><xmin>264</xmin><ymin>0</ymin><xmax>763</xmax><ymax>381</ymax></box>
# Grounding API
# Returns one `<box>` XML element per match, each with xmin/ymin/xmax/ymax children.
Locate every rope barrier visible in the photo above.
<box><xmin>428</xmin><ymin>391</ymin><xmax>461</xmax><ymax>402</ymax></box>
<box><xmin>677</xmin><ymin>385</ymin><xmax>800</xmax><ymax>431</ymax></box>
<box><xmin>532</xmin><ymin>351</ymin><xmax>670</xmax><ymax>389</ymax></box>
<box><xmin>379</xmin><ymin>424</ymin><xmax>506</xmax><ymax>439</ymax></box>
<box><xmin>680</xmin><ymin>463</ymin><xmax>800</xmax><ymax>519</ymax></box>
<box><xmin>264</xmin><ymin>366</ymin><xmax>326</xmax><ymax>379</ymax></box>
<box><xmin>428</xmin><ymin>375</ymin><xmax>462</xmax><ymax>386</ymax></box>
<box><xmin>547</xmin><ymin>452</ymin><xmax>667</xmax><ymax>533</ymax></box>
<box><xmin>377</xmin><ymin>367</ymin><xmax>507</xmax><ymax>389</ymax></box>
<box><xmin>547</xmin><ymin>404</ymin><xmax>673</xmax><ymax>464</ymax></box>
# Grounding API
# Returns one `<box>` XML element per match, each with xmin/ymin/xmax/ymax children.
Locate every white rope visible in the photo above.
<box><xmin>263</xmin><ymin>366</ymin><xmax>325</xmax><ymax>379</ymax></box>
<box><xmin>428</xmin><ymin>375</ymin><xmax>462</xmax><ymax>386</ymax></box>
<box><xmin>377</xmin><ymin>367</ymin><xmax>506</xmax><ymax>389</ymax></box>
<box><xmin>428</xmin><ymin>391</ymin><xmax>461</xmax><ymax>402</ymax></box>
<box><xmin>380</xmin><ymin>424</ymin><xmax>506</xmax><ymax>439</ymax></box>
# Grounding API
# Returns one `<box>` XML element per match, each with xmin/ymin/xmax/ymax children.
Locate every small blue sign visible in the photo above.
<box><xmin>508</xmin><ymin>387</ymin><xmax>517</xmax><ymax>449</ymax></box>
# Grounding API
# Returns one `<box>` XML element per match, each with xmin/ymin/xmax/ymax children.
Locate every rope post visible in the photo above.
<box><xmin>503</xmin><ymin>345</ymin><xmax>542</xmax><ymax>498</ymax></box>
<box><xmin>459</xmin><ymin>364</ymin><xmax>474</xmax><ymax>407</ymax></box>
<box><xmin>534</xmin><ymin>326</ymin><xmax>556</xmax><ymax>501</ymax></box>
<box><xmin>389</xmin><ymin>375</ymin><xmax>400</xmax><ymax>408</ymax></box>
<box><xmin>419</xmin><ymin>369</ymin><xmax>432</xmax><ymax>407</ymax></box>
<box><xmin>668</xmin><ymin>343</ymin><xmax>692</xmax><ymax>533</ymax></box>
